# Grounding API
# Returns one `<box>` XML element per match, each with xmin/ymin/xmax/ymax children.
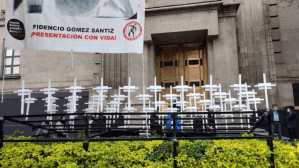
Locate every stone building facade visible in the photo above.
<box><xmin>0</xmin><ymin>0</ymin><xmax>299</xmax><ymax>112</ymax></box>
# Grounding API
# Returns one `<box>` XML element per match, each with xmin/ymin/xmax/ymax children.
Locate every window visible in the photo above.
<box><xmin>164</xmin><ymin>61</ymin><xmax>174</xmax><ymax>67</ymax></box>
<box><xmin>165</xmin><ymin>82</ymin><xmax>174</xmax><ymax>88</ymax></box>
<box><xmin>3</xmin><ymin>49</ymin><xmax>20</xmax><ymax>77</ymax></box>
<box><xmin>189</xmin><ymin>60</ymin><xmax>199</xmax><ymax>65</ymax></box>
<box><xmin>190</xmin><ymin>82</ymin><xmax>200</xmax><ymax>87</ymax></box>
<box><xmin>293</xmin><ymin>83</ymin><xmax>299</xmax><ymax>106</ymax></box>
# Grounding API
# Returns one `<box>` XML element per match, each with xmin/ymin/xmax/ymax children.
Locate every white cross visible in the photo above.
<box><xmin>41</xmin><ymin>79</ymin><xmax>59</xmax><ymax>124</ymax></box>
<box><xmin>146</xmin><ymin>77</ymin><xmax>165</xmax><ymax>110</ymax></box>
<box><xmin>246</xmin><ymin>90</ymin><xmax>264</xmax><ymax>111</ymax></box>
<box><xmin>209</xmin><ymin>98</ymin><xmax>221</xmax><ymax>112</ymax></box>
<box><xmin>175</xmin><ymin>93</ymin><xmax>189</xmax><ymax>112</ymax></box>
<box><xmin>122</xmin><ymin>77</ymin><xmax>139</xmax><ymax>112</ymax></box>
<box><xmin>213</xmin><ymin>84</ymin><xmax>228</xmax><ymax>111</ymax></box>
<box><xmin>230</xmin><ymin>74</ymin><xmax>251</xmax><ymax>111</ymax></box>
<box><xmin>93</xmin><ymin>77</ymin><xmax>111</xmax><ymax>113</ymax></box>
<box><xmin>185</xmin><ymin>99</ymin><xmax>199</xmax><ymax>112</ymax></box>
<box><xmin>122</xmin><ymin>104</ymin><xmax>136</xmax><ymax>128</ymax></box>
<box><xmin>237</xmin><ymin>83</ymin><xmax>252</xmax><ymax>111</ymax></box>
<box><xmin>41</xmin><ymin>79</ymin><xmax>59</xmax><ymax>113</ymax></box>
<box><xmin>202</xmin><ymin>75</ymin><xmax>220</xmax><ymax>111</ymax></box>
<box><xmin>198</xmin><ymin>92</ymin><xmax>211</xmax><ymax>112</ymax></box>
<box><xmin>24</xmin><ymin>92</ymin><xmax>37</xmax><ymax>120</ymax></box>
<box><xmin>14</xmin><ymin>80</ymin><xmax>32</xmax><ymax>115</ymax></box>
<box><xmin>230</xmin><ymin>74</ymin><xmax>251</xmax><ymax>128</ymax></box>
<box><xmin>65</xmin><ymin>78</ymin><xmax>84</xmax><ymax>113</ymax></box>
<box><xmin>111</xmin><ymin>87</ymin><xmax>127</xmax><ymax>119</ymax></box>
<box><xmin>154</xmin><ymin>93</ymin><xmax>167</xmax><ymax>112</ymax></box>
<box><xmin>163</xmin><ymin>86</ymin><xmax>179</xmax><ymax>112</ymax></box>
<box><xmin>186</xmin><ymin>85</ymin><xmax>201</xmax><ymax>111</ymax></box>
<box><xmin>136</xmin><ymin>86</ymin><xmax>153</xmax><ymax>112</ymax></box>
<box><xmin>254</xmin><ymin>73</ymin><xmax>276</xmax><ymax>110</ymax></box>
<box><xmin>224</xmin><ymin>90</ymin><xmax>237</xmax><ymax>112</ymax></box>
<box><xmin>174</xmin><ymin>76</ymin><xmax>191</xmax><ymax>112</ymax></box>
<box><xmin>107</xmin><ymin>100</ymin><xmax>120</xmax><ymax>125</ymax></box>
<box><xmin>105</xmin><ymin>105</ymin><xmax>116</xmax><ymax>128</ymax></box>
<box><xmin>140</xmin><ymin>100</ymin><xmax>155</xmax><ymax>130</ymax></box>
<box><xmin>84</xmin><ymin>101</ymin><xmax>97</xmax><ymax>113</ymax></box>
<box><xmin>65</xmin><ymin>78</ymin><xmax>84</xmax><ymax>128</ymax></box>
<box><xmin>155</xmin><ymin>93</ymin><xmax>167</xmax><ymax>125</ymax></box>
<box><xmin>143</xmin><ymin>100</ymin><xmax>155</xmax><ymax>112</ymax></box>
<box><xmin>246</xmin><ymin>89</ymin><xmax>264</xmax><ymax>121</ymax></box>
<box><xmin>43</xmin><ymin>96</ymin><xmax>59</xmax><ymax>124</ymax></box>
<box><xmin>136</xmin><ymin>86</ymin><xmax>154</xmax><ymax>129</ymax></box>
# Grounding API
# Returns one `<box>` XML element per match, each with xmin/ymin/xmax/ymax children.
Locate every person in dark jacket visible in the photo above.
<box><xmin>286</xmin><ymin>106</ymin><xmax>298</xmax><ymax>141</ymax></box>
<box><xmin>150</xmin><ymin>109</ymin><xmax>162</xmax><ymax>135</ymax></box>
<box><xmin>269</xmin><ymin>104</ymin><xmax>282</xmax><ymax>140</ymax></box>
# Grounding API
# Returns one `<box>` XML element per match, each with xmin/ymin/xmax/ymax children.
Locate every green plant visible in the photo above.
<box><xmin>11</xmin><ymin>129</ymin><xmax>24</xmax><ymax>137</ymax></box>
<box><xmin>177</xmin><ymin>140</ymin><xmax>211</xmax><ymax>159</ymax></box>
<box><xmin>0</xmin><ymin>138</ymin><xmax>298</xmax><ymax>168</ymax></box>
<box><xmin>77</xmin><ymin>130</ymin><xmax>85</xmax><ymax>139</ymax></box>
<box><xmin>146</xmin><ymin>141</ymin><xmax>173</xmax><ymax>163</ymax></box>
<box><xmin>177</xmin><ymin>139</ymin><xmax>272</xmax><ymax>167</ymax></box>
<box><xmin>151</xmin><ymin>130</ymin><xmax>160</xmax><ymax>138</ymax></box>
<box><xmin>273</xmin><ymin>140</ymin><xmax>299</xmax><ymax>167</ymax></box>
<box><xmin>242</xmin><ymin>133</ymin><xmax>254</xmax><ymax>137</ymax></box>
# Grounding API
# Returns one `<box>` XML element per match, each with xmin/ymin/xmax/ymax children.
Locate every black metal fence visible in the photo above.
<box><xmin>0</xmin><ymin>111</ymin><xmax>275</xmax><ymax>168</ymax></box>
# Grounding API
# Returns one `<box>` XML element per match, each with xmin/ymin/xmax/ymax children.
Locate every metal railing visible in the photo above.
<box><xmin>0</xmin><ymin>111</ymin><xmax>274</xmax><ymax>168</ymax></box>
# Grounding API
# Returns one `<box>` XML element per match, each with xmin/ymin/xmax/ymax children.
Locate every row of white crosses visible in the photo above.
<box><xmin>84</xmin><ymin>74</ymin><xmax>275</xmax><ymax>132</ymax></box>
<box><xmin>14</xmin><ymin>73</ymin><xmax>275</xmax><ymax>133</ymax></box>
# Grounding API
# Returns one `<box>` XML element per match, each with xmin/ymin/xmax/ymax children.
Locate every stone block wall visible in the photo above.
<box><xmin>0</xmin><ymin>50</ymin><xmax>100</xmax><ymax>93</ymax></box>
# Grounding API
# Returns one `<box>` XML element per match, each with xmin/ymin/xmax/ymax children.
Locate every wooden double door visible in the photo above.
<box><xmin>156</xmin><ymin>43</ymin><xmax>208</xmax><ymax>110</ymax></box>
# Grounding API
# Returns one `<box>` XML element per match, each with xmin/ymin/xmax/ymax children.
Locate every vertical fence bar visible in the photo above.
<box><xmin>0</xmin><ymin>117</ymin><xmax>4</xmax><ymax>149</ymax></box>
<box><xmin>83</xmin><ymin>114</ymin><xmax>90</xmax><ymax>152</ymax></box>
<box><xmin>267</xmin><ymin>138</ymin><xmax>274</xmax><ymax>168</ymax></box>
<box><xmin>173</xmin><ymin>113</ymin><xmax>178</xmax><ymax>168</ymax></box>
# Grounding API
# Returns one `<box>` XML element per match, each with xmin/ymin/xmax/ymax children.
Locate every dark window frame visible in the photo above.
<box><xmin>2</xmin><ymin>49</ymin><xmax>21</xmax><ymax>78</ymax></box>
<box><xmin>165</xmin><ymin>82</ymin><xmax>175</xmax><ymax>88</ymax></box>
<box><xmin>163</xmin><ymin>61</ymin><xmax>174</xmax><ymax>67</ymax></box>
<box><xmin>189</xmin><ymin>81</ymin><xmax>200</xmax><ymax>87</ymax></box>
<box><xmin>188</xmin><ymin>60</ymin><xmax>199</xmax><ymax>65</ymax></box>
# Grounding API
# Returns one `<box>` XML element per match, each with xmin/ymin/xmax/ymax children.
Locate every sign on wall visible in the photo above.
<box><xmin>5</xmin><ymin>0</ymin><xmax>145</xmax><ymax>53</ymax></box>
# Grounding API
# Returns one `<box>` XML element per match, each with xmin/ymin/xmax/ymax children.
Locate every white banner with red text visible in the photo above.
<box><xmin>5</xmin><ymin>0</ymin><xmax>145</xmax><ymax>53</ymax></box>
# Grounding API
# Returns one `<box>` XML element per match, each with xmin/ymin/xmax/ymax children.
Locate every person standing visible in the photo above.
<box><xmin>269</xmin><ymin>104</ymin><xmax>282</xmax><ymax>140</ymax></box>
<box><xmin>286</xmin><ymin>106</ymin><xmax>298</xmax><ymax>141</ymax></box>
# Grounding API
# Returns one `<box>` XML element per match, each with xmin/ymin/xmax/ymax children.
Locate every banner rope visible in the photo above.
<box><xmin>71</xmin><ymin>50</ymin><xmax>74</xmax><ymax>70</ymax></box>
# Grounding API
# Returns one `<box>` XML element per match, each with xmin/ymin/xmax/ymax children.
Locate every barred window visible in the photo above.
<box><xmin>3</xmin><ymin>49</ymin><xmax>20</xmax><ymax>77</ymax></box>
